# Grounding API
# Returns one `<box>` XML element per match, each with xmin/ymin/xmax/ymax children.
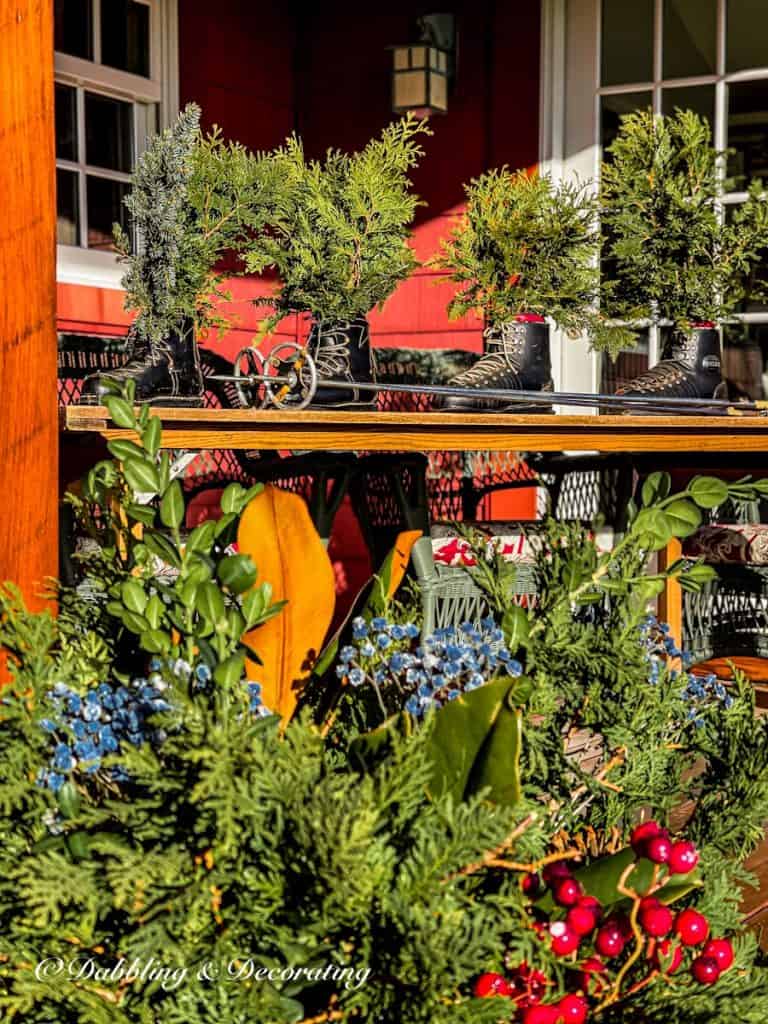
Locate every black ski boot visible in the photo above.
<box><xmin>615</xmin><ymin>324</ymin><xmax>726</xmax><ymax>406</ymax></box>
<box><xmin>435</xmin><ymin>316</ymin><xmax>553</xmax><ymax>412</ymax></box>
<box><xmin>79</xmin><ymin>320</ymin><xmax>204</xmax><ymax>406</ymax></box>
<box><xmin>305</xmin><ymin>317</ymin><xmax>377</xmax><ymax>408</ymax></box>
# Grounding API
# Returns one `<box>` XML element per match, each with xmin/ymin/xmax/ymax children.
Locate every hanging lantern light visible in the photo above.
<box><xmin>390</xmin><ymin>14</ymin><xmax>456</xmax><ymax>117</ymax></box>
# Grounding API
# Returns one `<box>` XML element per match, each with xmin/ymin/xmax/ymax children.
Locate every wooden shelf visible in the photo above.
<box><xmin>63</xmin><ymin>406</ymin><xmax>768</xmax><ymax>453</ymax></box>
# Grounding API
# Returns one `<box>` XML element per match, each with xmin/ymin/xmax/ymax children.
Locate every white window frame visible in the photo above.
<box><xmin>55</xmin><ymin>0</ymin><xmax>179</xmax><ymax>289</ymax></box>
<box><xmin>540</xmin><ymin>0</ymin><xmax>768</xmax><ymax>403</ymax></box>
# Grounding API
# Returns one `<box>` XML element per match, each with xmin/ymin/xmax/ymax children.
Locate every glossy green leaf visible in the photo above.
<box><xmin>501</xmin><ymin>605</ymin><xmax>530</xmax><ymax>652</ymax></box>
<box><xmin>160</xmin><ymin>479</ymin><xmax>185</xmax><ymax>530</ymax></box>
<box><xmin>641</xmin><ymin>472</ymin><xmax>671</xmax><ymax>506</ymax></box>
<box><xmin>213</xmin><ymin>652</ymin><xmax>246</xmax><ymax>687</ymax></box>
<box><xmin>56</xmin><ymin>781</ymin><xmax>81</xmax><ymax>819</ymax></box>
<box><xmin>221</xmin><ymin>482</ymin><xmax>246</xmax><ymax>515</ymax></box>
<box><xmin>104</xmin><ymin>395</ymin><xmax>136</xmax><ymax>430</ymax></box>
<box><xmin>123</xmin><ymin>457</ymin><xmax>160</xmax><ymax>495</ymax></box>
<box><xmin>185</xmin><ymin>520</ymin><xmax>217</xmax><ymax>553</ymax></box>
<box><xmin>217</xmin><ymin>554</ymin><xmax>258</xmax><ymax>594</ymax></box>
<box><xmin>196</xmin><ymin>581</ymin><xmax>225</xmax><ymax>623</ymax></box>
<box><xmin>121</xmin><ymin>579</ymin><xmax>147</xmax><ymax>615</ymax></box>
<box><xmin>107</xmin><ymin>438</ymin><xmax>145</xmax><ymax>462</ymax></box>
<box><xmin>427</xmin><ymin>675</ymin><xmax>527</xmax><ymax>805</ymax></box>
<box><xmin>142</xmin><ymin>532</ymin><xmax>182</xmax><ymax>569</ymax></box>
<box><xmin>664</xmin><ymin>499</ymin><xmax>702</xmax><ymax>538</ymax></box>
<box><xmin>125</xmin><ymin>503</ymin><xmax>157</xmax><ymax>527</ymax></box>
<box><xmin>143</xmin><ymin>416</ymin><xmax>162</xmax><ymax>458</ymax></box>
<box><xmin>349</xmin><ymin>712</ymin><xmax>412</xmax><ymax>772</ymax></box>
<box><xmin>122</xmin><ymin>609</ymin><xmax>151</xmax><ymax>634</ymax></box>
<box><xmin>689</xmin><ymin>476</ymin><xmax>729</xmax><ymax>510</ymax></box>
<box><xmin>144</xmin><ymin>594</ymin><xmax>164</xmax><ymax>630</ymax></box>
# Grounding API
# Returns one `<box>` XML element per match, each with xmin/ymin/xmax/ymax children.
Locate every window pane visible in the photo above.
<box><xmin>85</xmin><ymin>93</ymin><xmax>133</xmax><ymax>172</ymax></box>
<box><xmin>661</xmin><ymin>85</ymin><xmax>715</xmax><ymax>131</ymax></box>
<box><xmin>722</xmin><ymin>324</ymin><xmax>768</xmax><ymax>399</ymax></box>
<box><xmin>87</xmin><ymin>176</ymin><xmax>129</xmax><ymax>250</ymax></box>
<box><xmin>54</xmin><ymin>0</ymin><xmax>93</xmax><ymax>60</ymax></box>
<box><xmin>101</xmin><ymin>0</ymin><xmax>150</xmax><ymax>78</ymax></box>
<box><xmin>601</xmin><ymin>92</ymin><xmax>653</xmax><ymax>154</ymax></box>
<box><xmin>602</xmin><ymin>0</ymin><xmax>654</xmax><ymax>86</ymax></box>
<box><xmin>55</xmin><ymin>84</ymin><xmax>78</xmax><ymax>161</ymax></box>
<box><xmin>728</xmin><ymin>80</ymin><xmax>768</xmax><ymax>186</ymax></box>
<box><xmin>727</xmin><ymin>0</ymin><xmax>768</xmax><ymax>72</ymax></box>
<box><xmin>663</xmin><ymin>0</ymin><xmax>716</xmax><ymax>78</ymax></box>
<box><xmin>56</xmin><ymin>169</ymin><xmax>80</xmax><ymax>246</ymax></box>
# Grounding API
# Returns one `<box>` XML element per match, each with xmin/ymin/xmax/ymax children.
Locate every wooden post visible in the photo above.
<box><xmin>0</xmin><ymin>2</ymin><xmax>58</xmax><ymax>613</ymax></box>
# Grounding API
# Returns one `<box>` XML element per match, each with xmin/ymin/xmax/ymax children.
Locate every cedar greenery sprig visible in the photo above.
<box><xmin>432</xmin><ymin>167</ymin><xmax>631</xmax><ymax>353</ymax></box>
<box><xmin>114</xmin><ymin>103</ymin><xmax>274</xmax><ymax>345</ymax></box>
<box><xmin>242</xmin><ymin>115</ymin><xmax>431</xmax><ymax>329</ymax></box>
<box><xmin>600</xmin><ymin>108</ymin><xmax>768</xmax><ymax>334</ymax></box>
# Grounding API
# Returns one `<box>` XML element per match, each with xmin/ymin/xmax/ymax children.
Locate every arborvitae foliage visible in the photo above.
<box><xmin>432</xmin><ymin>167</ymin><xmax>631</xmax><ymax>352</ymax></box>
<box><xmin>600</xmin><ymin>108</ymin><xmax>768</xmax><ymax>334</ymax></box>
<box><xmin>115</xmin><ymin>103</ymin><xmax>273</xmax><ymax>345</ymax></box>
<box><xmin>242</xmin><ymin>116</ymin><xmax>431</xmax><ymax>329</ymax></box>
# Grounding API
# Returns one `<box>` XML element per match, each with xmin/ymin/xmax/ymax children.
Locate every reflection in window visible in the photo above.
<box><xmin>601</xmin><ymin>0</ymin><xmax>654</xmax><ymax>86</ymax></box>
<box><xmin>663</xmin><ymin>0</ymin><xmax>717</xmax><ymax>79</ymax></box>
<box><xmin>54</xmin><ymin>0</ymin><xmax>93</xmax><ymax>60</ymax></box>
<box><xmin>101</xmin><ymin>1</ymin><xmax>151</xmax><ymax>78</ymax></box>
<box><xmin>56</xmin><ymin>169</ymin><xmax>80</xmax><ymax>246</ymax></box>
<box><xmin>728</xmin><ymin>80</ymin><xmax>768</xmax><ymax>185</ymax></box>
<box><xmin>727</xmin><ymin>0</ymin><xmax>768</xmax><ymax>72</ymax></box>
<box><xmin>723</xmin><ymin>323</ymin><xmax>768</xmax><ymax>399</ymax></box>
<box><xmin>85</xmin><ymin>93</ymin><xmax>134</xmax><ymax>173</ymax></box>
<box><xmin>55</xmin><ymin>84</ymin><xmax>78</xmax><ymax>162</ymax></box>
<box><xmin>87</xmin><ymin>177</ymin><xmax>130</xmax><ymax>250</ymax></box>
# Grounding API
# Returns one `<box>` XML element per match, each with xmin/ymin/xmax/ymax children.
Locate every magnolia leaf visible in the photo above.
<box><xmin>238</xmin><ymin>486</ymin><xmax>334</xmax><ymax>720</ymax></box>
<box><xmin>427</xmin><ymin>675</ymin><xmax>527</xmax><ymax>806</ymax></box>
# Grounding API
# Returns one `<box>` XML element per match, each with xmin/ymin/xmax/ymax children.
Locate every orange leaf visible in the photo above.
<box><xmin>385</xmin><ymin>529</ymin><xmax>423</xmax><ymax>601</ymax></box>
<box><xmin>238</xmin><ymin>485</ymin><xmax>336</xmax><ymax>720</ymax></box>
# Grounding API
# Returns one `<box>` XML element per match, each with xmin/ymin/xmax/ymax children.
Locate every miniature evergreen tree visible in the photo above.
<box><xmin>600</xmin><ymin>108</ymin><xmax>768</xmax><ymax>335</ymax></box>
<box><xmin>433</xmin><ymin>168</ymin><xmax>631</xmax><ymax>353</ymax></box>
<box><xmin>242</xmin><ymin>115</ymin><xmax>431</xmax><ymax>330</ymax></box>
<box><xmin>115</xmin><ymin>103</ymin><xmax>273</xmax><ymax>345</ymax></box>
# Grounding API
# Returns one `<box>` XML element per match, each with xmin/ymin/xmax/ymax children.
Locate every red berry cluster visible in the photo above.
<box><xmin>630</xmin><ymin>820</ymin><xmax>700</xmax><ymax>874</ymax></box>
<box><xmin>473</xmin><ymin>823</ymin><xmax>735</xmax><ymax>1019</ymax></box>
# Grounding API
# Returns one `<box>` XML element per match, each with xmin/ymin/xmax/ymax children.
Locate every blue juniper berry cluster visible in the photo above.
<box><xmin>36</xmin><ymin>657</ymin><xmax>274</xmax><ymax>794</ymax></box>
<box><xmin>36</xmin><ymin>673</ymin><xmax>171</xmax><ymax>793</ymax></box>
<box><xmin>640</xmin><ymin>614</ymin><xmax>734</xmax><ymax>726</ymax></box>
<box><xmin>337</xmin><ymin>615</ymin><xmax>522</xmax><ymax>718</ymax></box>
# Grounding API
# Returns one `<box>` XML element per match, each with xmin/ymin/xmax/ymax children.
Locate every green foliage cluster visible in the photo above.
<box><xmin>600</xmin><ymin>108</ymin><xmax>768</xmax><ymax>333</ymax></box>
<box><xmin>3</xmin><ymin>399</ymin><xmax>768</xmax><ymax>1021</ymax></box>
<box><xmin>432</xmin><ymin>168</ymin><xmax>632</xmax><ymax>352</ymax></box>
<box><xmin>67</xmin><ymin>383</ymin><xmax>282</xmax><ymax>681</ymax></box>
<box><xmin>242</xmin><ymin>115</ymin><xmax>431</xmax><ymax>329</ymax></box>
<box><xmin>115</xmin><ymin>103</ymin><xmax>273</xmax><ymax>345</ymax></box>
